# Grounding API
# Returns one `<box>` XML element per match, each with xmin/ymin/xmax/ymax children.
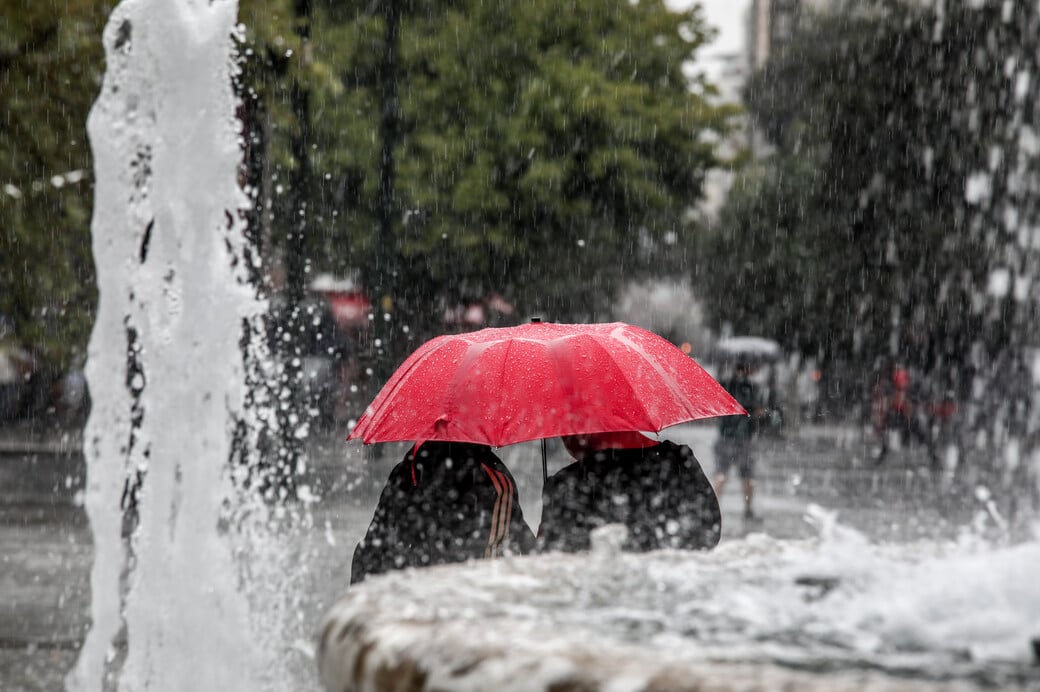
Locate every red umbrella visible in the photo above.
<box><xmin>348</xmin><ymin>321</ymin><xmax>744</xmax><ymax>450</ymax></box>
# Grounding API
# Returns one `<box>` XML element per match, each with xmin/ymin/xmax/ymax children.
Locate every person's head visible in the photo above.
<box><xmin>560</xmin><ymin>431</ymin><xmax>657</xmax><ymax>460</ymax></box>
<box><xmin>412</xmin><ymin>440</ymin><xmax>493</xmax><ymax>466</ymax></box>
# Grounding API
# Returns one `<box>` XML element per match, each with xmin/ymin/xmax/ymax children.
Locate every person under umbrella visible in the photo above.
<box><xmin>537</xmin><ymin>431</ymin><xmax>721</xmax><ymax>553</ymax></box>
<box><xmin>351</xmin><ymin>441</ymin><xmax>536</xmax><ymax>584</ymax></box>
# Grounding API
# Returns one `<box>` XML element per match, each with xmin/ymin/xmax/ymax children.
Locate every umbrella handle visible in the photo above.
<box><xmin>541</xmin><ymin>438</ymin><xmax>548</xmax><ymax>483</ymax></box>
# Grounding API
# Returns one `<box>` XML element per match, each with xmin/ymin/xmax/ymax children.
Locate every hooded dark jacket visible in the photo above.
<box><xmin>538</xmin><ymin>441</ymin><xmax>720</xmax><ymax>553</ymax></box>
<box><xmin>719</xmin><ymin>374</ymin><xmax>761</xmax><ymax>440</ymax></box>
<box><xmin>351</xmin><ymin>441</ymin><xmax>536</xmax><ymax>584</ymax></box>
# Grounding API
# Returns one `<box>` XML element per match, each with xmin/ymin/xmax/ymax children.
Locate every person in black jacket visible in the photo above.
<box><xmin>350</xmin><ymin>441</ymin><xmax>536</xmax><ymax>584</ymax></box>
<box><xmin>537</xmin><ymin>431</ymin><xmax>721</xmax><ymax>553</ymax></box>
<box><xmin>714</xmin><ymin>362</ymin><xmax>764</xmax><ymax>522</ymax></box>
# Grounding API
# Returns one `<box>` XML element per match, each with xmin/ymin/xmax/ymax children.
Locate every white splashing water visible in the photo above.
<box><xmin>67</xmin><ymin>1</ymin><xmax>299</xmax><ymax>689</ymax></box>
<box><xmin>319</xmin><ymin>505</ymin><xmax>1040</xmax><ymax>690</ymax></box>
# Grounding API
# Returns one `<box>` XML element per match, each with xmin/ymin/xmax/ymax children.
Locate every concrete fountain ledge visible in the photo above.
<box><xmin>316</xmin><ymin>528</ymin><xmax>997</xmax><ymax>692</ymax></box>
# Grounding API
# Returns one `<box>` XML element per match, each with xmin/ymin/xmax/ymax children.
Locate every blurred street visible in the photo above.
<box><xmin>0</xmin><ymin>419</ymin><xmax>1020</xmax><ymax>691</ymax></box>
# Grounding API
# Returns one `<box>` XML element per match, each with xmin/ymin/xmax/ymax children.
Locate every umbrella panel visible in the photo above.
<box><xmin>350</xmin><ymin>322</ymin><xmax>745</xmax><ymax>447</ymax></box>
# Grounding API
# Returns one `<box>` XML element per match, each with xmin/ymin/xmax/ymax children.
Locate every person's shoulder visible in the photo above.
<box><xmin>386</xmin><ymin>454</ymin><xmax>418</xmax><ymax>487</ymax></box>
<box><xmin>476</xmin><ymin>455</ymin><xmax>523</xmax><ymax>491</ymax></box>
<box><xmin>472</xmin><ymin>446</ymin><xmax>510</xmax><ymax>470</ymax></box>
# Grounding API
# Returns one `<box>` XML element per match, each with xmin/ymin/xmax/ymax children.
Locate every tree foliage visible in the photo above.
<box><xmin>3</xmin><ymin>0</ymin><xmax>736</xmax><ymax>376</ymax></box>
<box><xmin>0</xmin><ymin>0</ymin><xmax>115</xmax><ymax>371</ymax></box>
<box><xmin>238</xmin><ymin>0</ymin><xmax>737</xmax><ymax>340</ymax></box>
<box><xmin>701</xmin><ymin>0</ymin><xmax>1040</xmax><ymax>420</ymax></box>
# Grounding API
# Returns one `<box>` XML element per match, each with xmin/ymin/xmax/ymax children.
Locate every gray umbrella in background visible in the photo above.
<box><xmin>712</xmin><ymin>336</ymin><xmax>782</xmax><ymax>366</ymax></box>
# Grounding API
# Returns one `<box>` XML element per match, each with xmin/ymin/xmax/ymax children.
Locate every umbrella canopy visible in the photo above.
<box><xmin>348</xmin><ymin>321</ymin><xmax>744</xmax><ymax>447</ymax></box>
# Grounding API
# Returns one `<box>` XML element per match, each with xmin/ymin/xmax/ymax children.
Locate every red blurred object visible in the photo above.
<box><xmin>443</xmin><ymin>302</ymin><xmax>486</xmax><ymax>326</ymax></box>
<box><xmin>324</xmin><ymin>291</ymin><xmax>372</xmax><ymax>329</ymax></box>
<box><xmin>892</xmin><ymin>367</ymin><xmax>910</xmax><ymax>390</ymax></box>
<box><xmin>347</xmin><ymin>321</ymin><xmax>745</xmax><ymax>447</ymax></box>
<box><xmin>443</xmin><ymin>293</ymin><xmax>516</xmax><ymax>327</ymax></box>
<box><xmin>486</xmin><ymin>293</ymin><xmax>514</xmax><ymax>315</ymax></box>
<box><xmin>929</xmin><ymin>399</ymin><xmax>958</xmax><ymax>422</ymax></box>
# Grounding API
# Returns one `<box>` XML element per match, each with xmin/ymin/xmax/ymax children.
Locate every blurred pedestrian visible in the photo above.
<box><xmin>713</xmin><ymin>362</ymin><xmax>763</xmax><ymax>522</ymax></box>
<box><xmin>55</xmin><ymin>368</ymin><xmax>89</xmax><ymax>423</ymax></box>
<box><xmin>538</xmin><ymin>431</ymin><xmax>720</xmax><ymax>553</ymax></box>
<box><xmin>351</xmin><ymin>441</ymin><xmax>535</xmax><ymax>584</ymax></box>
<box><xmin>872</xmin><ymin>362</ymin><xmax>934</xmax><ymax>465</ymax></box>
<box><xmin>0</xmin><ymin>317</ymin><xmax>33</xmax><ymax>421</ymax></box>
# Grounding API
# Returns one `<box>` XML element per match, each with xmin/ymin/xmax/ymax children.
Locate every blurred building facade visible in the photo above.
<box><xmin>745</xmin><ymin>0</ymin><xmax>842</xmax><ymax>157</ymax></box>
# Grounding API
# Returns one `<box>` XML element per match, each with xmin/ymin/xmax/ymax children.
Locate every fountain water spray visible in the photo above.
<box><xmin>67</xmin><ymin>1</ymin><xmax>295</xmax><ymax>689</ymax></box>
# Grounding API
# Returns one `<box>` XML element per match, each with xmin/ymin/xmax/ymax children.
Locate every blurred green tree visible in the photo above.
<box><xmin>701</xmin><ymin>3</ymin><xmax>1025</xmax><ymax>395</ymax></box>
<box><xmin>4</xmin><ymin>0</ymin><xmax>736</xmax><ymax>389</ymax></box>
<box><xmin>0</xmin><ymin>0</ymin><xmax>115</xmax><ymax>375</ymax></box>
<box><xmin>238</xmin><ymin>0</ymin><xmax>738</xmax><ymax>353</ymax></box>
<box><xmin>703</xmin><ymin>0</ymin><xmax>1040</xmax><ymax>477</ymax></box>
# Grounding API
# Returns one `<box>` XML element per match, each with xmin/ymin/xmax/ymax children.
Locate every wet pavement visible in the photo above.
<box><xmin>0</xmin><ymin>419</ymin><xmax>1021</xmax><ymax>691</ymax></box>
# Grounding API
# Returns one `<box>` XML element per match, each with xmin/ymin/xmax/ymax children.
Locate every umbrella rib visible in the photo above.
<box><xmin>579</xmin><ymin>335</ymin><xmax>655</xmax><ymax>431</ymax></box>
<box><xmin>609</xmin><ymin>327</ymin><xmax>727</xmax><ymax>428</ymax></box>
<box><xmin>439</xmin><ymin>338</ymin><xmax>502</xmax><ymax>442</ymax></box>
<box><xmin>495</xmin><ymin>339</ymin><xmax>516</xmax><ymax>438</ymax></box>
<box><xmin>355</xmin><ymin>338</ymin><xmax>451</xmax><ymax>439</ymax></box>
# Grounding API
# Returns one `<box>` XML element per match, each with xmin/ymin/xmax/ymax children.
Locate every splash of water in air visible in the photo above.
<box><xmin>67</xmin><ymin>1</ymin><xmax>295</xmax><ymax>689</ymax></box>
